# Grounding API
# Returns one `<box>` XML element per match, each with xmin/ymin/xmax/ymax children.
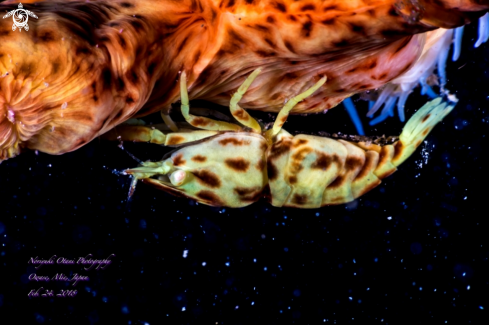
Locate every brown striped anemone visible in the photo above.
<box><xmin>1</xmin><ymin>0</ymin><xmax>488</xmax><ymax>162</ymax></box>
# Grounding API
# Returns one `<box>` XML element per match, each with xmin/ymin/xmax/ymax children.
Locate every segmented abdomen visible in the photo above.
<box><xmin>267</xmin><ymin>132</ymin><xmax>403</xmax><ymax>208</ymax></box>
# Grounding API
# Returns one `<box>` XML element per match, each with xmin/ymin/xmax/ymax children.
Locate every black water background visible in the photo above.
<box><xmin>1</xmin><ymin>15</ymin><xmax>489</xmax><ymax>325</ymax></box>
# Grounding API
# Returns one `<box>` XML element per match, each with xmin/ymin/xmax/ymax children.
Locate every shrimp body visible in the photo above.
<box><xmin>123</xmin><ymin>70</ymin><xmax>453</xmax><ymax>208</ymax></box>
<box><xmin>0</xmin><ymin>0</ymin><xmax>486</xmax><ymax>162</ymax></box>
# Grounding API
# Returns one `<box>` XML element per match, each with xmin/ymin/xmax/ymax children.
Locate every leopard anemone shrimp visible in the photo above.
<box><xmin>0</xmin><ymin>0</ymin><xmax>488</xmax><ymax>162</ymax></box>
<box><xmin>117</xmin><ymin>69</ymin><xmax>454</xmax><ymax>208</ymax></box>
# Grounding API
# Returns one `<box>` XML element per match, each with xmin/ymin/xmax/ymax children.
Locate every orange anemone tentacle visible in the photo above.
<box><xmin>0</xmin><ymin>0</ymin><xmax>488</xmax><ymax>161</ymax></box>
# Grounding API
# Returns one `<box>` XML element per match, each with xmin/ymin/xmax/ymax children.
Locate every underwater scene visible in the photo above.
<box><xmin>1</xmin><ymin>0</ymin><xmax>489</xmax><ymax>323</ymax></box>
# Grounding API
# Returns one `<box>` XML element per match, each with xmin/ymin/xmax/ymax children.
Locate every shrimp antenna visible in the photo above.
<box><xmin>116</xmin><ymin>141</ymin><xmax>144</xmax><ymax>201</ymax></box>
<box><xmin>121</xmin><ymin>147</ymin><xmax>144</xmax><ymax>165</ymax></box>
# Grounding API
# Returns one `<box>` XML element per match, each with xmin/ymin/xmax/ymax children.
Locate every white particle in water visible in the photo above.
<box><xmin>181</xmin><ymin>307</ymin><xmax>186</xmax><ymax>312</ymax></box>
<box><xmin>44</xmin><ymin>82</ymin><xmax>49</xmax><ymax>87</ymax></box>
<box><xmin>387</xmin><ymin>216</ymin><xmax>392</xmax><ymax>220</ymax></box>
<box><xmin>225</xmin><ymin>262</ymin><xmax>230</xmax><ymax>267</ymax></box>
<box><xmin>183</xmin><ymin>250</ymin><xmax>188</xmax><ymax>258</ymax></box>
<box><xmin>202</xmin><ymin>262</ymin><xmax>206</xmax><ymax>266</ymax></box>
<box><xmin>61</xmin><ymin>102</ymin><xmax>68</xmax><ymax>109</ymax></box>
<box><xmin>467</xmin><ymin>285</ymin><xmax>470</xmax><ymax>290</ymax></box>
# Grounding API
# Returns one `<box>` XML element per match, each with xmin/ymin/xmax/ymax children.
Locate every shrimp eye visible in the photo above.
<box><xmin>170</xmin><ymin>170</ymin><xmax>188</xmax><ymax>187</ymax></box>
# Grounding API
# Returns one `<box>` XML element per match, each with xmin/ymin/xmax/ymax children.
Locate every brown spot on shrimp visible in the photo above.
<box><xmin>234</xmin><ymin>186</ymin><xmax>263</xmax><ymax>202</ymax></box>
<box><xmin>256</xmin><ymin>158</ymin><xmax>266</xmax><ymax>171</ymax></box>
<box><xmin>196</xmin><ymin>190</ymin><xmax>224</xmax><ymax>206</ymax></box>
<box><xmin>345</xmin><ymin>157</ymin><xmax>364</xmax><ymax>171</ymax></box>
<box><xmin>219</xmin><ymin>138</ymin><xmax>245</xmax><ymax>146</ymax></box>
<box><xmin>393</xmin><ymin>142</ymin><xmax>404</xmax><ymax>161</ymax></box>
<box><xmin>225</xmin><ymin>158</ymin><xmax>251</xmax><ymax>172</ymax></box>
<box><xmin>267</xmin><ymin>160</ymin><xmax>279</xmax><ymax>181</ymax></box>
<box><xmin>378</xmin><ymin>146</ymin><xmax>391</xmax><ymax>166</ymax></box>
<box><xmin>173</xmin><ymin>154</ymin><xmax>186</xmax><ymax>166</ymax></box>
<box><xmin>354</xmin><ymin>152</ymin><xmax>377</xmax><ymax>181</ymax></box>
<box><xmin>327</xmin><ymin>175</ymin><xmax>346</xmax><ymax>189</ymax></box>
<box><xmin>292</xmin><ymin>194</ymin><xmax>308</xmax><ymax>205</ymax></box>
<box><xmin>422</xmin><ymin>114</ymin><xmax>431</xmax><ymax>122</ymax></box>
<box><xmin>194</xmin><ymin>170</ymin><xmax>221</xmax><ymax>188</ymax></box>
<box><xmin>233</xmin><ymin>107</ymin><xmax>249</xmax><ymax>121</ymax></box>
<box><xmin>311</xmin><ymin>153</ymin><xmax>340</xmax><ymax>170</ymax></box>
<box><xmin>192</xmin><ymin>155</ymin><xmax>207</xmax><ymax>163</ymax></box>
<box><xmin>291</xmin><ymin>147</ymin><xmax>312</xmax><ymax>165</ymax></box>
<box><xmin>192</xmin><ymin>117</ymin><xmax>210</xmax><ymax>127</ymax></box>
<box><xmin>268</xmin><ymin>141</ymin><xmax>291</xmax><ymax>159</ymax></box>
<box><xmin>167</xmin><ymin>135</ymin><xmax>185</xmax><ymax>145</ymax></box>
<box><xmin>292</xmin><ymin>139</ymin><xmax>308</xmax><ymax>148</ymax></box>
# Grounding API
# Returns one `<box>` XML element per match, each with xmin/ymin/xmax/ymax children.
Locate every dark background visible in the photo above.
<box><xmin>1</xmin><ymin>16</ymin><xmax>489</xmax><ymax>325</ymax></box>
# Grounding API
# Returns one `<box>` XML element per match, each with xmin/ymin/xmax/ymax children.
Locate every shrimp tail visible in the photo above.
<box><xmin>393</xmin><ymin>98</ymin><xmax>455</xmax><ymax>167</ymax></box>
